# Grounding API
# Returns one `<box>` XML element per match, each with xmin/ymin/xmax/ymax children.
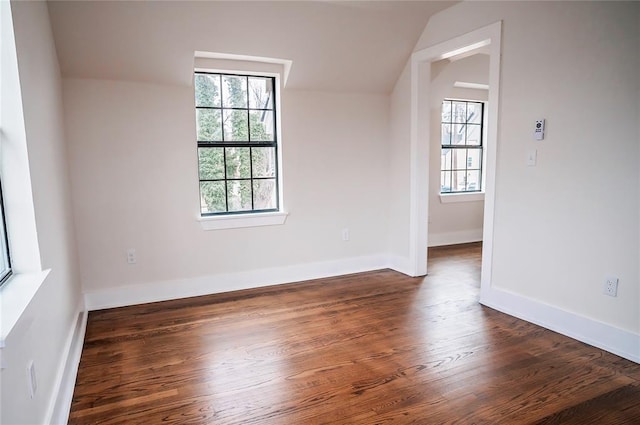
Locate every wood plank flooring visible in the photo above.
<box><xmin>69</xmin><ymin>243</ymin><xmax>640</xmax><ymax>424</ymax></box>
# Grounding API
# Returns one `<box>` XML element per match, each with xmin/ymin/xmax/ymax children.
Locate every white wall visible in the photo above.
<box><xmin>63</xmin><ymin>78</ymin><xmax>390</xmax><ymax>302</ymax></box>
<box><xmin>0</xmin><ymin>1</ymin><xmax>82</xmax><ymax>424</ymax></box>
<box><xmin>395</xmin><ymin>2</ymin><xmax>639</xmax><ymax>338</ymax></box>
<box><xmin>428</xmin><ymin>54</ymin><xmax>489</xmax><ymax>246</ymax></box>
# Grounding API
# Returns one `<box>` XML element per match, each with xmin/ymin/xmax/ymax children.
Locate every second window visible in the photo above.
<box><xmin>440</xmin><ymin>99</ymin><xmax>484</xmax><ymax>194</ymax></box>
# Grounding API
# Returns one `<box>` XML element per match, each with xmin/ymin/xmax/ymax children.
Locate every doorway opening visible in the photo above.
<box><xmin>408</xmin><ymin>22</ymin><xmax>502</xmax><ymax>303</ymax></box>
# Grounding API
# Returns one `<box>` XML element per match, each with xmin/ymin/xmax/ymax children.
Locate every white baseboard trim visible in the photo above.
<box><xmin>46</xmin><ymin>302</ymin><xmax>88</xmax><ymax>425</ymax></box>
<box><xmin>84</xmin><ymin>253</ymin><xmax>389</xmax><ymax>311</ymax></box>
<box><xmin>82</xmin><ymin>252</ymin><xmax>638</xmax><ymax>365</ymax></box>
<box><xmin>428</xmin><ymin>229</ymin><xmax>483</xmax><ymax>247</ymax></box>
<box><xmin>480</xmin><ymin>287</ymin><xmax>640</xmax><ymax>364</ymax></box>
<box><xmin>386</xmin><ymin>254</ymin><xmax>411</xmax><ymax>276</ymax></box>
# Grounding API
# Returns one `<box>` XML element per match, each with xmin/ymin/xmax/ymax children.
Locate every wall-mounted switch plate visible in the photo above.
<box><xmin>526</xmin><ymin>149</ymin><xmax>537</xmax><ymax>166</ymax></box>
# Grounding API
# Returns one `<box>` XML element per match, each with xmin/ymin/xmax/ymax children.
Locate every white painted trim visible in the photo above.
<box><xmin>45</xmin><ymin>301</ymin><xmax>88</xmax><ymax>425</ymax></box>
<box><xmin>408</xmin><ymin>58</ymin><xmax>429</xmax><ymax>277</ymax></box>
<box><xmin>481</xmin><ymin>288</ymin><xmax>640</xmax><ymax>364</ymax></box>
<box><xmin>84</xmin><ymin>254</ymin><xmax>388</xmax><ymax>311</ymax></box>
<box><xmin>410</xmin><ymin>21</ymin><xmax>502</xmax><ymax>293</ymax></box>
<box><xmin>199</xmin><ymin>211</ymin><xmax>288</xmax><ymax>231</ymax></box>
<box><xmin>439</xmin><ymin>40</ymin><xmax>491</xmax><ymax>61</ymax></box>
<box><xmin>72</xmin><ymin>248</ymin><xmax>637</xmax><ymax>407</ymax></box>
<box><xmin>386</xmin><ymin>254</ymin><xmax>411</xmax><ymax>276</ymax></box>
<box><xmin>453</xmin><ymin>81</ymin><xmax>489</xmax><ymax>90</ymax></box>
<box><xmin>194</xmin><ymin>51</ymin><xmax>293</xmax><ymax>86</ymax></box>
<box><xmin>428</xmin><ymin>229</ymin><xmax>483</xmax><ymax>247</ymax></box>
<box><xmin>480</xmin><ymin>22</ymin><xmax>502</xmax><ymax>301</ymax></box>
<box><xmin>193</xmin><ymin>70</ymin><xmax>287</xmax><ymax>223</ymax></box>
<box><xmin>439</xmin><ymin>192</ymin><xmax>485</xmax><ymax>203</ymax></box>
<box><xmin>0</xmin><ymin>269</ymin><xmax>51</xmax><ymax>345</ymax></box>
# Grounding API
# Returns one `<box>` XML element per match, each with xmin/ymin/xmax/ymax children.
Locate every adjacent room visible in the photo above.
<box><xmin>1</xmin><ymin>1</ymin><xmax>639</xmax><ymax>424</ymax></box>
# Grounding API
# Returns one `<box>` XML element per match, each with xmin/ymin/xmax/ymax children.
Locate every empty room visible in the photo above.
<box><xmin>1</xmin><ymin>1</ymin><xmax>639</xmax><ymax>424</ymax></box>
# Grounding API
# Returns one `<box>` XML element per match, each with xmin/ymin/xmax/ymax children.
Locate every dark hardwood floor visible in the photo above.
<box><xmin>69</xmin><ymin>242</ymin><xmax>640</xmax><ymax>424</ymax></box>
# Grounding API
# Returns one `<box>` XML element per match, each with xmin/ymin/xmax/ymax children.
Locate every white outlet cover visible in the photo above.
<box><xmin>603</xmin><ymin>277</ymin><xmax>619</xmax><ymax>297</ymax></box>
<box><xmin>127</xmin><ymin>248</ymin><xmax>137</xmax><ymax>264</ymax></box>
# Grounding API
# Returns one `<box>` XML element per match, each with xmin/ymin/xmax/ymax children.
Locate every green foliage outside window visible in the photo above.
<box><xmin>195</xmin><ymin>73</ymin><xmax>278</xmax><ymax>214</ymax></box>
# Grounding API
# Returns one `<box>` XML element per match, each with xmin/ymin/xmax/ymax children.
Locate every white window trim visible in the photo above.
<box><xmin>0</xmin><ymin>0</ymin><xmax>50</xmax><ymax>349</ymax></box>
<box><xmin>440</xmin><ymin>191</ymin><xmax>485</xmax><ymax>203</ymax></box>
<box><xmin>198</xmin><ymin>211</ymin><xmax>288</xmax><ymax>231</ymax></box>
<box><xmin>194</xmin><ymin>53</ymin><xmax>289</xmax><ymax>226</ymax></box>
<box><xmin>439</xmin><ymin>98</ymin><xmax>487</xmax><ymax>201</ymax></box>
<box><xmin>0</xmin><ymin>269</ymin><xmax>50</xmax><ymax>347</ymax></box>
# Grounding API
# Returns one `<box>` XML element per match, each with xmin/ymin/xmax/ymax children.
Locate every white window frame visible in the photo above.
<box><xmin>439</xmin><ymin>98</ymin><xmax>488</xmax><ymax>204</ymax></box>
<box><xmin>193</xmin><ymin>55</ymin><xmax>289</xmax><ymax>231</ymax></box>
<box><xmin>0</xmin><ymin>0</ymin><xmax>51</xmax><ymax>347</ymax></box>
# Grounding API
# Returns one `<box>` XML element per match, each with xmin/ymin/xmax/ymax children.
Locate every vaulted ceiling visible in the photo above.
<box><xmin>47</xmin><ymin>1</ymin><xmax>456</xmax><ymax>93</ymax></box>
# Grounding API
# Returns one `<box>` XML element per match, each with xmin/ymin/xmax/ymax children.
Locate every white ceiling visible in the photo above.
<box><xmin>47</xmin><ymin>1</ymin><xmax>457</xmax><ymax>93</ymax></box>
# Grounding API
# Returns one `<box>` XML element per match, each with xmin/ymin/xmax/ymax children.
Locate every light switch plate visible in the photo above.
<box><xmin>526</xmin><ymin>149</ymin><xmax>537</xmax><ymax>166</ymax></box>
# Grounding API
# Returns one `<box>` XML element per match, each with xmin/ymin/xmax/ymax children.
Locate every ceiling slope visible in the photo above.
<box><xmin>47</xmin><ymin>1</ymin><xmax>456</xmax><ymax>93</ymax></box>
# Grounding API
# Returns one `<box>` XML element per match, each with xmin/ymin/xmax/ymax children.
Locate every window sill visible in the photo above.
<box><xmin>440</xmin><ymin>192</ymin><xmax>485</xmax><ymax>203</ymax></box>
<box><xmin>0</xmin><ymin>269</ymin><xmax>51</xmax><ymax>347</ymax></box>
<box><xmin>198</xmin><ymin>211</ymin><xmax>288</xmax><ymax>231</ymax></box>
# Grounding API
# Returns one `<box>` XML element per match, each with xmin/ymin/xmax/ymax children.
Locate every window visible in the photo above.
<box><xmin>0</xmin><ymin>69</ymin><xmax>11</xmax><ymax>286</ymax></box>
<box><xmin>195</xmin><ymin>72</ymin><xmax>279</xmax><ymax>215</ymax></box>
<box><xmin>0</xmin><ymin>175</ymin><xmax>11</xmax><ymax>287</ymax></box>
<box><xmin>440</xmin><ymin>99</ymin><xmax>484</xmax><ymax>193</ymax></box>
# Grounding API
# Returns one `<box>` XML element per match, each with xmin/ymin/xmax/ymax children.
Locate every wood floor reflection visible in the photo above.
<box><xmin>69</xmin><ymin>242</ymin><xmax>640</xmax><ymax>424</ymax></box>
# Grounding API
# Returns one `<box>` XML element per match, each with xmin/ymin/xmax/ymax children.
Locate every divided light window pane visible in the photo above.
<box><xmin>225</xmin><ymin>148</ymin><xmax>251</xmax><ymax>179</ymax></box>
<box><xmin>249</xmin><ymin>110</ymin><xmax>274</xmax><ymax>142</ymax></box>
<box><xmin>253</xmin><ymin>179</ymin><xmax>276</xmax><ymax>210</ymax></box>
<box><xmin>441</xmin><ymin>124</ymin><xmax>452</xmax><ymax>145</ymax></box>
<box><xmin>227</xmin><ymin>180</ymin><xmax>252</xmax><ymax>212</ymax></box>
<box><xmin>196</xmin><ymin>109</ymin><xmax>222</xmax><ymax>142</ymax></box>
<box><xmin>223</xmin><ymin>110</ymin><xmax>249</xmax><ymax>142</ymax></box>
<box><xmin>248</xmin><ymin>77</ymin><xmax>273</xmax><ymax>109</ymax></box>
<box><xmin>194</xmin><ymin>74</ymin><xmax>221</xmax><ymax>108</ymax></box>
<box><xmin>252</xmin><ymin>147</ymin><xmax>276</xmax><ymax>178</ymax></box>
<box><xmin>467</xmin><ymin>125</ymin><xmax>482</xmax><ymax>145</ymax></box>
<box><xmin>467</xmin><ymin>103</ymin><xmax>482</xmax><ymax>124</ymax></box>
<box><xmin>198</xmin><ymin>148</ymin><xmax>225</xmax><ymax>180</ymax></box>
<box><xmin>222</xmin><ymin>75</ymin><xmax>248</xmax><ymax>108</ymax></box>
<box><xmin>200</xmin><ymin>181</ymin><xmax>226</xmax><ymax>214</ymax></box>
<box><xmin>453</xmin><ymin>124</ymin><xmax>466</xmax><ymax>145</ymax></box>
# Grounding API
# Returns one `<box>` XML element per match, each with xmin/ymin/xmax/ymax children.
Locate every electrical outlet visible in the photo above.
<box><xmin>603</xmin><ymin>277</ymin><xmax>618</xmax><ymax>297</ymax></box>
<box><xmin>127</xmin><ymin>248</ymin><xmax>137</xmax><ymax>264</ymax></box>
<box><xmin>342</xmin><ymin>228</ymin><xmax>350</xmax><ymax>242</ymax></box>
<box><xmin>27</xmin><ymin>360</ymin><xmax>37</xmax><ymax>399</ymax></box>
